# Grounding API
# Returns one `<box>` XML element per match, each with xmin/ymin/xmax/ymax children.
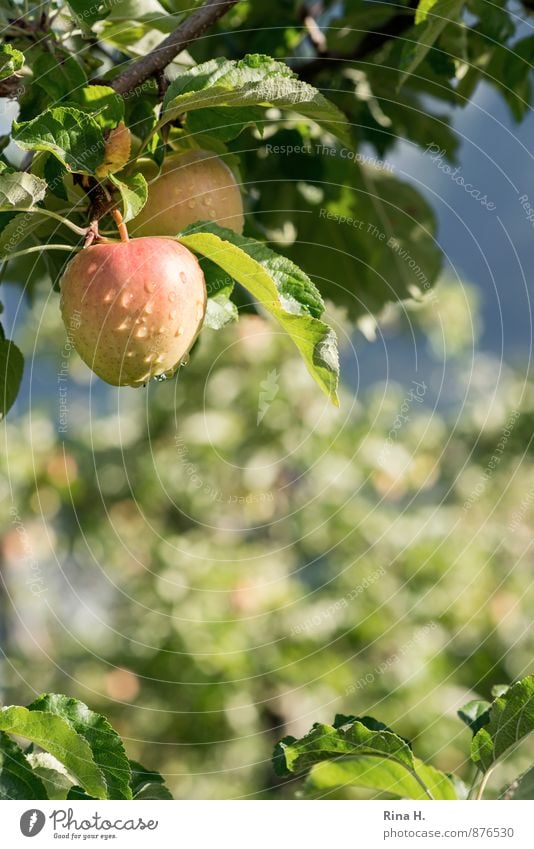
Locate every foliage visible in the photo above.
<box><xmin>0</xmin><ymin>694</ymin><xmax>172</xmax><ymax>800</ymax></box>
<box><xmin>274</xmin><ymin>676</ymin><xmax>534</xmax><ymax>799</ymax></box>
<box><xmin>0</xmin><ymin>0</ymin><xmax>531</xmax><ymax>410</ymax></box>
<box><xmin>0</xmin><ymin>0</ymin><xmax>532</xmax><ymax>803</ymax></box>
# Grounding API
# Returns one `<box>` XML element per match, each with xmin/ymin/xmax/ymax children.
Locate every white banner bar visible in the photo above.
<box><xmin>1</xmin><ymin>800</ymin><xmax>532</xmax><ymax>848</ymax></box>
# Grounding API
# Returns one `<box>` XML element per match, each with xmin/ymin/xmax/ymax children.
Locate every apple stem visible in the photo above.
<box><xmin>112</xmin><ymin>209</ymin><xmax>130</xmax><ymax>243</ymax></box>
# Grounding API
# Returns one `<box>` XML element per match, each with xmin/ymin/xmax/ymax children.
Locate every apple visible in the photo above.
<box><xmin>59</xmin><ymin>237</ymin><xmax>206</xmax><ymax>386</ymax></box>
<box><xmin>130</xmin><ymin>149</ymin><xmax>244</xmax><ymax>237</ymax></box>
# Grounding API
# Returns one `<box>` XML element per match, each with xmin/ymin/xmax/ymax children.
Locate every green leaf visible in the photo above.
<box><xmin>500</xmin><ymin>766</ymin><xmax>534</xmax><ymax>800</ymax></box>
<box><xmin>162</xmin><ymin>54</ymin><xmax>352</xmax><ymax>147</ymax></box>
<box><xmin>0</xmin><ymin>706</ymin><xmax>107</xmax><ymax>799</ymax></box>
<box><xmin>415</xmin><ymin>0</ymin><xmax>439</xmax><ymax>25</ymax></box>
<box><xmin>471</xmin><ymin>676</ymin><xmax>534</xmax><ymax>773</ymax></box>
<box><xmin>0</xmin><ymin>213</ymin><xmax>52</xmax><ymax>260</ymax></box>
<box><xmin>13</xmin><ymin>107</ymin><xmax>105</xmax><ymax>174</ymax></box>
<box><xmin>0</xmin><ymin>336</ymin><xmax>24</xmax><ymax>419</ymax></box>
<box><xmin>33</xmin><ymin>53</ymin><xmax>87</xmax><ymax>104</ymax></box>
<box><xmin>0</xmin><ymin>732</ymin><xmax>47</xmax><ymax>800</ymax></box>
<box><xmin>306</xmin><ymin>755</ymin><xmax>456</xmax><ymax>799</ymax></box>
<box><xmin>129</xmin><ymin>760</ymin><xmax>173</xmax><ymax>799</ymax></box>
<box><xmin>68</xmin><ymin>0</ymin><xmax>108</xmax><ymax>27</ymax></box>
<box><xmin>178</xmin><ymin>225</ymin><xmax>339</xmax><ymax>404</ymax></box>
<box><xmin>74</xmin><ymin>85</ymin><xmax>125</xmax><ymax>129</ymax></box>
<box><xmin>0</xmin><ymin>172</ymin><xmax>47</xmax><ymax>208</ymax></box>
<box><xmin>28</xmin><ymin>694</ymin><xmax>132</xmax><ymax>800</ymax></box>
<box><xmin>26</xmin><ymin>752</ymin><xmax>74</xmax><ymax>800</ymax></box>
<box><xmin>457</xmin><ymin>700</ymin><xmax>491</xmax><ymax>734</ymax></box>
<box><xmin>273</xmin><ymin>718</ymin><xmax>455</xmax><ymax>799</ymax></box>
<box><xmin>399</xmin><ymin>0</ymin><xmax>465</xmax><ymax>88</ymax></box>
<box><xmin>109</xmin><ymin>173</ymin><xmax>148</xmax><ymax>223</ymax></box>
<box><xmin>0</xmin><ymin>45</ymin><xmax>24</xmax><ymax>82</ymax></box>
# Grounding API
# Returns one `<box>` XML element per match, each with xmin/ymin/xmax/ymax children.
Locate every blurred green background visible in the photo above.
<box><xmin>1</xmin><ymin>278</ymin><xmax>532</xmax><ymax>798</ymax></box>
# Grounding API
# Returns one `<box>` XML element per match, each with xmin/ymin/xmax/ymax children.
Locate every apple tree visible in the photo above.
<box><xmin>1</xmin><ymin>0</ymin><xmax>532</xmax><ymax>415</ymax></box>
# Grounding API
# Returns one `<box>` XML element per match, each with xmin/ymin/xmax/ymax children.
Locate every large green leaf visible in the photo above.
<box><xmin>0</xmin><ymin>732</ymin><xmax>47</xmax><ymax>800</ymax></box>
<box><xmin>178</xmin><ymin>225</ymin><xmax>339</xmax><ymax>404</ymax></box>
<box><xmin>161</xmin><ymin>54</ymin><xmax>352</xmax><ymax>146</ymax></box>
<box><xmin>273</xmin><ymin>717</ymin><xmax>455</xmax><ymax>799</ymax></box>
<box><xmin>29</xmin><ymin>694</ymin><xmax>132</xmax><ymax>800</ymax></box>
<box><xmin>0</xmin><ymin>336</ymin><xmax>24</xmax><ymax>419</ymax></box>
<box><xmin>0</xmin><ymin>706</ymin><xmax>107</xmax><ymax>799</ymax></box>
<box><xmin>13</xmin><ymin>107</ymin><xmax>105</xmax><ymax>174</ymax></box>
<box><xmin>0</xmin><ymin>172</ymin><xmax>47</xmax><ymax>208</ymax></box>
<box><xmin>471</xmin><ymin>676</ymin><xmax>534</xmax><ymax>772</ymax></box>
<box><xmin>305</xmin><ymin>755</ymin><xmax>457</xmax><ymax>799</ymax></box>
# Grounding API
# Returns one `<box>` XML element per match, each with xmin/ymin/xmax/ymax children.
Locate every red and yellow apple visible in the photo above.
<box><xmin>130</xmin><ymin>149</ymin><xmax>244</xmax><ymax>237</ymax></box>
<box><xmin>59</xmin><ymin>237</ymin><xmax>206</xmax><ymax>386</ymax></box>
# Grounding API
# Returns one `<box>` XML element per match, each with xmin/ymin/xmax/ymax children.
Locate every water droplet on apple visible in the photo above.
<box><xmin>187</xmin><ymin>200</ymin><xmax>196</xmax><ymax>209</ymax></box>
<box><xmin>145</xmin><ymin>280</ymin><xmax>157</xmax><ymax>293</ymax></box>
<box><xmin>175</xmin><ymin>326</ymin><xmax>184</xmax><ymax>337</ymax></box>
<box><xmin>168</xmin><ymin>291</ymin><xmax>177</xmax><ymax>302</ymax></box>
<box><xmin>136</xmin><ymin>326</ymin><xmax>148</xmax><ymax>338</ymax></box>
<box><xmin>169</xmin><ymin>310</ymin><xmax>177</xmax><ymax>320</ymax></box>
<box><xmin>179</xmin><ymin>272</ymin><xmax>187</xmax><ymax>284</ymax></box>
<box><xmin>121</xmin><ymin>291</ymin><xmax>133</xmax><ymax>307</ymax></box>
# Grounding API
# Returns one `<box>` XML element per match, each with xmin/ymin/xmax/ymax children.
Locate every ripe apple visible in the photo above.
<box><xmin>130</xmin><ymin>149</ymin><xmax>244</xmax><ymax>237</ymax></box>
<box><xmin>59</xmin><ymin>237</ymin><xmax>206</xmax><ymax>386</ymax></box>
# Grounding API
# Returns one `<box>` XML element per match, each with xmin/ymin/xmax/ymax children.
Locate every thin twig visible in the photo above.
<box><xmin>110</xmin><ymin>0</ymin><xmax>241</xmax><ymax>96</ymax></box>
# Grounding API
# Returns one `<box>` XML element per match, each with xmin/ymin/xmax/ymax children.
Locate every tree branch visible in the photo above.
<box><xmin>110</xmin><ymin>0</ymin><xmax>241</xmax><ymax>96</ymax></box>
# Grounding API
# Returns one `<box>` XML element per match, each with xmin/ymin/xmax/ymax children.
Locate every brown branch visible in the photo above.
<box><xmin>110</xmin><ymin>0</ymin><xmax>241</xmax><ymax>96</ymax></box>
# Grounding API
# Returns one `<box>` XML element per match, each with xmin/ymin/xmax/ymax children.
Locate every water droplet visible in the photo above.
<box><xmin>187</xmin><ymin>200</ymin><xmax>196</xmax><ymax>209</ymax></box>
<box><xmin>156</xmin><ymin>354</ymin><xmax>166</xmax><ymax>364</ymax></box>
<box><xmin>121</xmin><ymin>291</ymin><xmax>133</xmax><ymax>307</ymax></box>
<box><xmin>181</xmin><ymin>355</ymin><xmax>190</xmax><ymax>367</ymax></box>
<box><xmin>145</xmin><ymin>280</ymin><xmax>157</xmax><ymax>293</ymax></box>
<box><xmin>126</xmin><ymin>351</ymin><xmax>135</xmax><ymax>358</ymax></box>
<box><xmin>136</xmin><ymin>326</ymin><xmax>148</xmax><ymax>338</ymax></box>
<box><xmin>168</xmin><ymin>290</ymin><xmax>177</xmax><ymax>303</ymax></box>
<box><xmin>117</xmin><ymin>320</ymin><xmax>131</xmax><ymax>331</ymax></box>
<box><xmin>175</xmin><ymin>326</ymin><xmax>184</xmax><ymax>337</ymax></box>
<box><xmin>144</xmin><ymin>302</ymin><xmax>154</xmax><ymax>314</ymax></box>
<box><xmin>104</xmin><ymin>291</ymin><xmax>114</xmax><ymax>303</ymax></box>
<box><xmin>203</xmin><ymin>196</ymin><xmax>213</xmax><ymax>207</ymax></box>
<box><xmin>169</xmin><ymin>310</ymin><xmax>177</xmax><ymax>320</ymax></box>
<box><xmin>144</xmin><ymin>353</ymin><xmax>156</xmax><ymax>363</ymax></box>
<box><xmin>179</xmin><ymin>272</ymin><xmax>187</xmax><ymax>285</ymax></box>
